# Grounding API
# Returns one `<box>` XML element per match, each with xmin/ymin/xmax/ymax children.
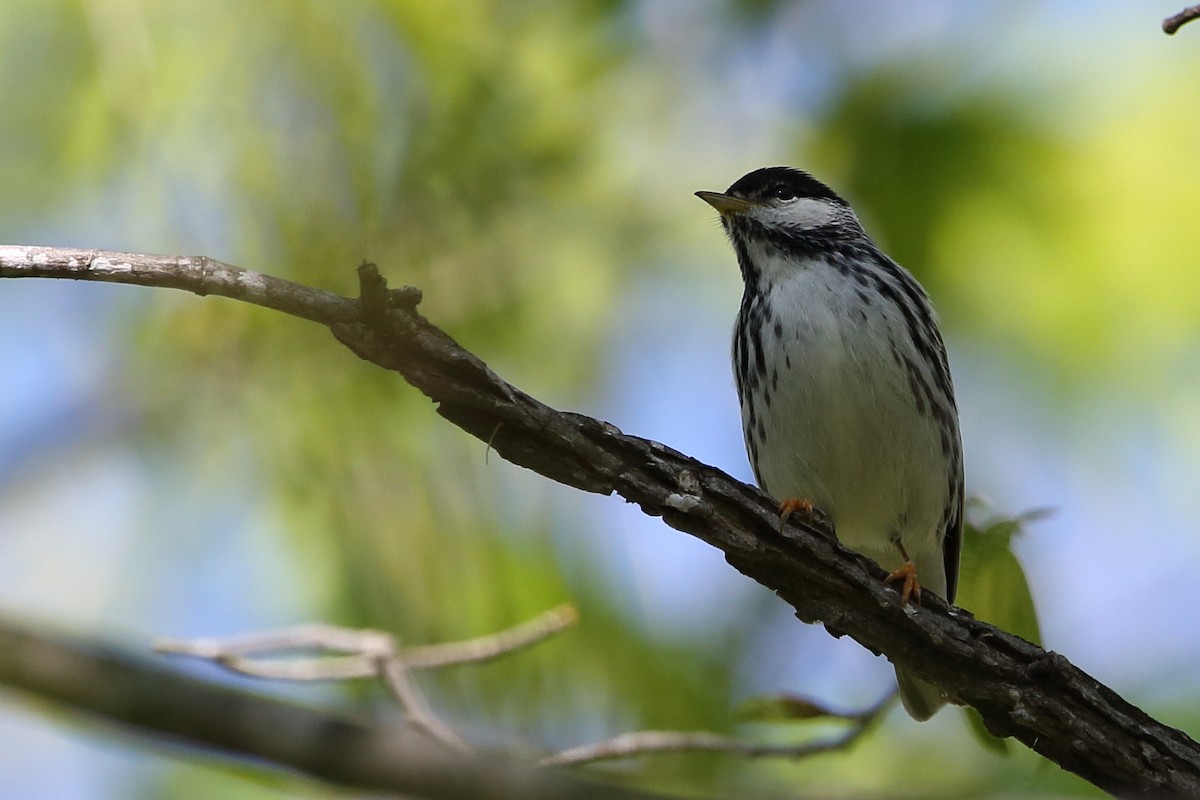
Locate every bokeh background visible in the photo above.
<box><xmin>2</xmin><ymin>1</ymin><xmax>1199</xmax><ymax>797</ymax></box>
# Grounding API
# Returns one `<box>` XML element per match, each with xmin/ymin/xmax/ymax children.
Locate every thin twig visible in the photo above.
<box><xmin>541</xmin><ymin>729</ymin><xmax>855</xmax><ymax>766</ymax></box>
<box><xmin>402</xmin><ymin>604</ymin><xmax>578</xmax><ymax>669</ymax></box>
<box><xmin>156</xmin><ymin>606</ymin><xmax>578</xmax><ymax>751</ymax></box>
<box><xmin>155</xmin><ymin>606</ymin><xmax>578</xmax><ymax>675</ymax></box>
<box><xmin>539</xmin><ymin>693</ymin><xmax>893</xmax><ymax>767</ymax></box>
<box><xmin>0</xmin><ymin>245</ymin><xmax>358</xmax><ymax>325</ymax></box>
<box><xmin>154</xmin><ymin>623</ymin><xmax>395</xmax><ymax>657</ymax></box>
<box><xmin>155</xmin><ymin>624</ymin><xmax>389</xmax><ymax>680</ymax></box>
<box><xmin>378</xmin><ymin>654</ymin><xmax>469</xmax><ymax>751</ymax></box>
<box><xmin>1164</xmin><ymin>4</ymin><xmax>1200</xmax><ymax>34</ymax></box>
<box><xmin>159</xmin><ymin>624</ymin><xmax>464</xmax><ymax>748</ymax></box>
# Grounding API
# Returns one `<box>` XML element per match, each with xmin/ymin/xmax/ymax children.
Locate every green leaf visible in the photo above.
<box><xmin>954</xmin><ymin>506</ymin><xmax>1046</xmax><ymax>753</ymax></box>
<box><xmin>956</xmin><ymin>508</ymin><xmax>1045</xmax><ymax>647</ymax></box>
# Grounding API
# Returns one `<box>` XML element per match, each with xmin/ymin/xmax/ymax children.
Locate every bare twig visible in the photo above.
<box><xmin>1164</xmin><ymin>4</ymin><xmax>1200</xmax><ymax>34</ymax></box>
<box><xmin>0</xmin><ymin>245</ymin><xmax>357</xmax><ymax>324</ymax></box>
<box><xmin>540</xmin><ymin>693</ymin><xmax>892</xmax><ymax>767</ymax></box>
<box><xmin>5</xmin><ymin>246</ymin><xmax>1200</xmax><ymax>796</ymax></box>
<box><xmin>156</xmin><ymin>623</ymin><xmax>390</xmax><ymax>679</ymax></box>
<box><xmin>402</xmin><ymin>604</ymin><xmax>578</xmax><ymax>669</ymax></box>
<box><xmin>155</xmin><ymin>605</ymin><xmax>577</xmax><ymax>675</ymax></box>
<box><xmin>543</xmin><ymin>729</ymin><xmax>855</xmax><ymax>767</ymax></box>
<box><xmin>159</xmin><ymin>624</ymin><xmax>466</xmax><ymax>748</ymax></box>
<box><xmin>377</xmin><ymin>654</ymin><xmax>468</xmax><ymax>750</ymax></box>
<box><xmin>157</xmin><ymin>606</ymin><xmax>578</xmax><ymax>751</ymax></box>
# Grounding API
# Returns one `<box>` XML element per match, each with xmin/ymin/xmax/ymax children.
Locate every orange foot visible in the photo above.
<box><xmin>777</xmin><ymin>498</ymin><xmax>814</xmax><ymax>532</ymax></box>
<box><xmin>885</xmin><ymin>561</ymin><xmax>922</xmax><ymax>605</ymax></box>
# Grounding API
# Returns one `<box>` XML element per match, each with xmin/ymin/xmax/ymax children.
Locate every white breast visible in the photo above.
<box><xmin>740</xmin><ymin>257</ymin><xmax>950</xmax><ymax>595</ymax></box>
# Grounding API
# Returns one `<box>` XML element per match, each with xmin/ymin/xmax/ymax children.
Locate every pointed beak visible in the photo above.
<box><xmin>695</xmin><ymin>190</ymin><xmax>754</xmax><ymax>215</ymax></box>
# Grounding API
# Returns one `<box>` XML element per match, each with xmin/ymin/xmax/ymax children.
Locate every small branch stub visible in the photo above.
<box><xmin>1164</xmin><ymin>4</ymin><xmax>1200</xmax><ymax>34</ymax></box>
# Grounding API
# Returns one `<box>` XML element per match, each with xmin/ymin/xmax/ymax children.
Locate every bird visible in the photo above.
<box><xmin>696</xmin><ymin>166</ymin><xmax>963</xmax><ymax>720</ymax></box>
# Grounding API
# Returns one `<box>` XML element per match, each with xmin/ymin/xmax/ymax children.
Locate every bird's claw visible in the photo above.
<box><xmin>777</xmin><ymin>498</ymin><xmax>814</xmax><ymax>532</ymax></box>
<box><xmin>885</xmin><ymin>561</ymin><xmax>922</xmax><ymax>605</ymax></box>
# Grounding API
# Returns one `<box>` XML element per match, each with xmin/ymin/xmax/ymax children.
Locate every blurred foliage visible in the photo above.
<box><xmin>112</xmin><ymin>1</ymin><xmax>734</xmax><ymax>791</ymax></box>
<box><xmin>4</xmin><ymin>0</ymin><xmax>1199</xmax><ymax>798</ymax></box>
<box><xmin>810</xmin><ymin>51</ymin><xmax>1200</xmax><ymax>397</ymax></box>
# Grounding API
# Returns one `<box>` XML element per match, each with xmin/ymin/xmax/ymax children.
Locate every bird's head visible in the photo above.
<box><xmin>696</xmin><ymin>166</ymin><xmax>858</xmax><ymax>243</ymax></box>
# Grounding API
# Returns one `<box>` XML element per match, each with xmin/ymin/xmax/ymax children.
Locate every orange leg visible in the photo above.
<box><xmin>884</xmin><ymin>541</ymin><xmax>922</xmax><ymax>605</ymax></box>
<box><xmin>777</xmin><ymin>498</ymin><xmax>814</xmax><ymax>532</ymax></box>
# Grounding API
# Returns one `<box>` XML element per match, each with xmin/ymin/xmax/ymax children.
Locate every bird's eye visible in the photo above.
<box><xmin>770</xmin><ymin>183</ymin><xmax>796</xmax><ymax>201</ymax></box>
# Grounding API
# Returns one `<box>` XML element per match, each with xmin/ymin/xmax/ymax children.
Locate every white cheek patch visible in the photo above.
<box><xmin>752</xmin><ymin>198</ymin><xmax>840</xmax><ymax>231</ymax></box>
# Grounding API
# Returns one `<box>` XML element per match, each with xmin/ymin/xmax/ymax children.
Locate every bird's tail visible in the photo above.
<box><xmin>895</xmin><ymin>667</ymin><xmax>946</xmax><ymax>721</ymax></box>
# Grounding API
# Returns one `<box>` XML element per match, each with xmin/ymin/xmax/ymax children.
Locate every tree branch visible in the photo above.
<box><xmin>3</xmin><ymin>245</ymin><xmax>1199</xmax><ymax>796</ymax></box>
<box><xmin>0</xmin><ymin>616</ymin><xmax>669</xmax><ymax>800</ymax></box>
<box><xmin>1164</xmin><ymin>4</ymin><xmax>1200</xmax><ymax>34</ymax></box>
